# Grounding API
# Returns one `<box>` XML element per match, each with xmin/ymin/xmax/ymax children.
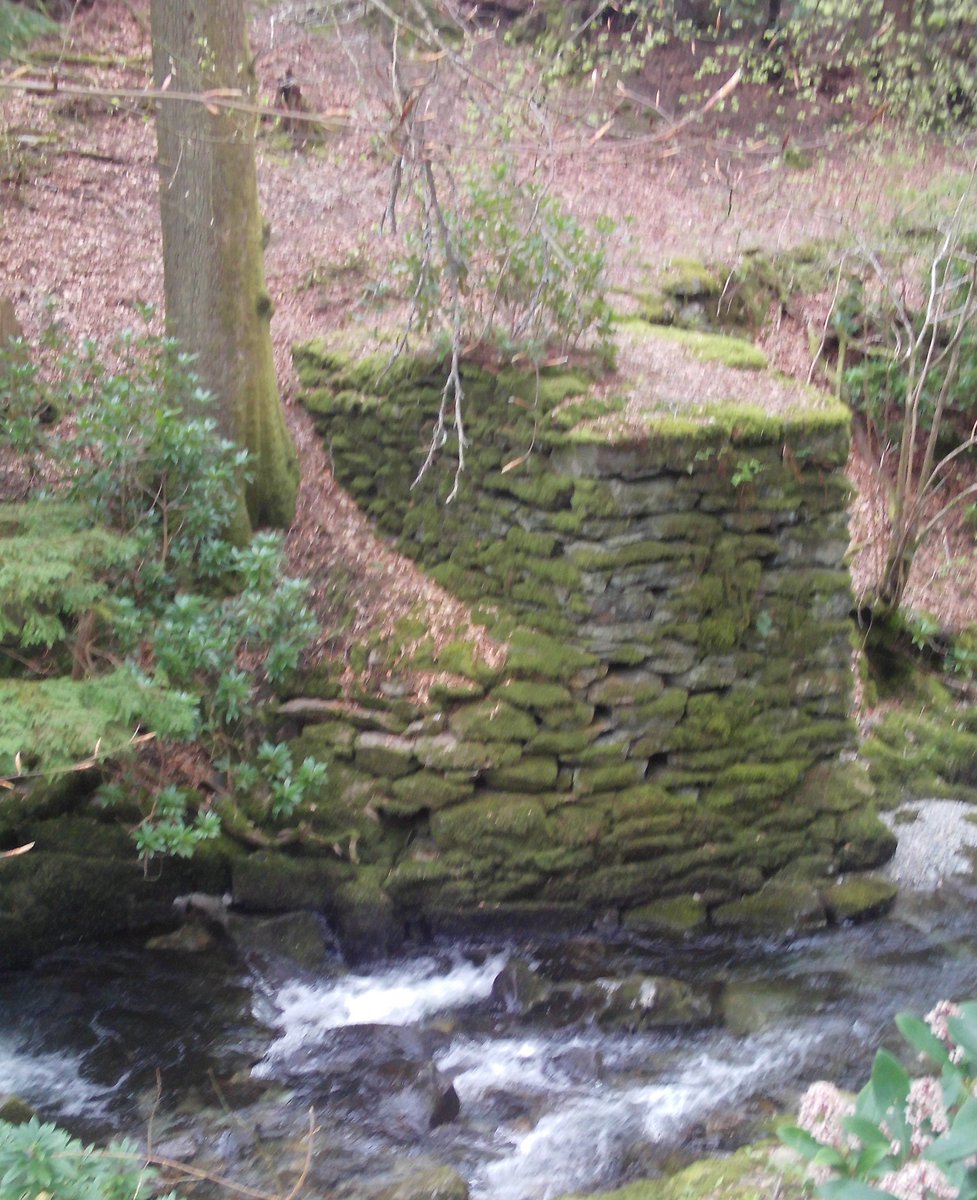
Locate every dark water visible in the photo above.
<box><xmin>3</xmin><ymin>817</ymin><xmax>977</xmax><ymax>1199</ymax></box>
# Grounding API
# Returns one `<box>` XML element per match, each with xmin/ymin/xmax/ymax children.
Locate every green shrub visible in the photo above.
<box><xmin>780</xmin><ymin>999</ymin><xmax>977</xmax><ymax>1199</ymax></box>
<box><xmin>395</xmin><ymin>154</ymin><xmax>612</xmax><ymax>363</ymax></box>
<box><xmin>0</xmin><ymin>1118</ymin><xmax>171</xmax><ymax>1200</ymax></box>
<box><xmin>0</xmin><ymin>321</ymin><xmax>320</xmax><ymax>860</ymax></box>
<box><xmin>0</xmin><ymin>0</ymin><xmax>56</xmax><ymax>58</ymax></box>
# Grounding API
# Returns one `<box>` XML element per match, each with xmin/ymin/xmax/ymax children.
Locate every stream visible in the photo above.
<box><xmin>4</xmin><ymin>799</ymin><xmax>977</xmax><ymax>1200</ymax></box>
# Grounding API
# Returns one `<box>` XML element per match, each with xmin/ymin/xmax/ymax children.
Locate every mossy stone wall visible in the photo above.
<box><xmin>287</xmin><ymin>332</ymin><xmax>894</xmax><ymax>948</ymax></box>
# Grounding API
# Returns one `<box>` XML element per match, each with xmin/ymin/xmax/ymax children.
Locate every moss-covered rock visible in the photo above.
<box><xmin>373</xmin><ymin>1164</ymin><xmax>470</xmax><ymax>1200</ymax></box>
<box><xmin>333</xmin><ymin>870</ymin><xmax>402</xmax><ymax>961</ymax></box>
<box><xmin>231</xmin><ymin>851</ymin><xmax>351</xmax><ymax>912</ymax></box>
<box><xmin>0</xmin><ymin>1095</ymin><xmax>36</xmax><ymax>1125</ymax></box>
<box><xmin>834</xmin><ymin>809</ymin><xmax>898</xmax><ymax>871</ymax></box>
<box><xmin>822</xmin><ymin>875</ymin><xmax>898</xmax><ymax>923</ymax></box>
<box><xmin>711</xmin><ymin>882</ymin><xmax>827</xmax><ymax>935</ymax></box>
<box><xmin>556</xmin><ymin>1143</ymin><xmax>804</xmax><ymax>1200</ymax></box>
<box><xmin>355</xmin><ymin>731</ymin><xmax>418</xmax><ymax>778</ymax></box>
<box><xmin>596</xmin><ymin>974</ymin><xmax>713</xmax><ymax>1030</ymax></box>
<box><xmin>483</xmin><ymin>755</ymin><xmax>561</xmax><ymax>792</ymax></box>
<box><xmin>450</xmin><ymin>699</ymin><xmax>538</xmax><ymax>742</ymax></box>
<box><xmin>385</xmin><ymin>771</ymin><xmax>475</xmax><ymax>815</ymax></box>
<box><xmin>623</xmin><ymin>895</ymin><xmax>708</xmax><ymax>937</ymax></box>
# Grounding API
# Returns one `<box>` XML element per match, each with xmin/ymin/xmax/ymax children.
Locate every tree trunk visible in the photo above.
<box><xmin>149</xmin><ymin>0</ymin><xmax>298</xmax><ymax>530</ymax></box>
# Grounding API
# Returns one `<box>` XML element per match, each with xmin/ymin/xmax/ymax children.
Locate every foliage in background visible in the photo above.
<box><xmin>0</xmin><ymin>0</ymin><xmax>55</xmax><ymax>59</ymax></box>
<box><xmin>830</xmin><ymin>171</ymin><xmax>977</xmax><ymax>616</ymax></box>
<box><xmin>0</xmin><ymin>322</ymin><xmax>322</xmax><ymax>861</ymax></box>
<box><xmin>781</xmin><ymin>999</ymin><xmax>977</xmax><ymax>1200</ymax></box>
<box><xmin>517</xmin><ymin>0</ymin><xmax>977</xmax><ymax>133</ymax></box>
<box><xmin>0</xmin><ymin>1117</ymin><xmax>172</xmax><ymax>1200</ymax></box>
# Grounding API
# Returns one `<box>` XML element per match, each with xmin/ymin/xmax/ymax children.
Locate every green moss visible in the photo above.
<box><xmin>354</xmin><ymin>732</ymin><xmax>418</xmax><ymax>778</ymax></box>
<box><xmin>450</xmin><ymin>699</ymin><xmax>538</xmax><ymax>742</ymax></box>
<box><xmin>713</xmin><ymin>760</ymin><xmax>807</xmax><ymax>805</ymax></box>
<box><xmin>574</xmin><ymin>762</ymin><xmax>645</xmax><ymax>795</ymax></box>
<box><xmin>588</xmin><ymin>671</ymin><xmax>665</xmax><ymax>707</ymax></box>
<box><xmin>551</xmin><ymin>393</ymin><xmax>626</xmax><ymax>431</ymax></box>
<box><xmin>623</xmin><ymin>894</ymin><xmax>707</xmax><ymax>937</ymax></box>
<box><xmin>651</xmin><ymin>326</ymin><xmax>768</xmax><ymax>370</ymax></box>
<box><xmin>506</xmin><ymin>628</ymin><xmax>599</xmax><ymax>681</ymax></box>
<box><xmin>565</xmin><ymin>1144</ymin><xmax>804</xmax><ymax>1200</ymax></box>
<box><xmin>486</xmin><ymin>471</ymin><xmax>576</xmax><ymax>510</ymax></box>
<box><xmin>661</xmin><ymin>257</ymin><xmax>721</xmax><ymax>299</ymax></box>
<box><xmin>492</xmin><ymin>680</ymin><xmax>575</xmax><ymax>711</ymax></box>
<box><xmin>410</xmin><ymin>735</ymin><xmax>520</xmax><ymax>773</ymax></box>
<box><xmin>0</xmin><ymin>670</ymin><xmax>197</xmax><ymax>777</ymax></box>
<box><xmin>863</xmin><ymin>699</ymin><xmax>977</xmax><ymax>804</ymax></box>
<box><xmin>835</xmin><ymin>808</ymin><xmax>898</xmax><ymax>871</ymax></box>
<box><xmin>431</xmin><ymin>795</ymin><xmax>550</xmax><ymax>854</ymax></box>
<box><xmin>484</xmin><ymin>755</ymin><xmax>560</xmax><ymax>792</ymax></box>
<box><xmin>528</xmin><ymin>726</ymin><xmax>600</xmax><ymax>756</ymax></box>
<box><xmin>711</xmin><ymin>882</ymin><xmax>826</xmax><ymax>935</ymax></box>
<box><xmin>433</xmin><ymin>639</ymin><xmax>502</xmax><ymax>685</ymax></box>
<box><xmin>384</xmin><ymin>771</ymin><xmax>475</xmax><ymax>815</ymax></box>
<box><xmin>332</xmin><ymin>871</ymin><xmax>401</xmax><ymax>958</ymax></box>
<box><xmin>570</xmin><ymin>539</ymin><xmax>687</xmax><ymax>572</ymax></box>
<box><xmin>429</xmin><ymin>678</ymin><xmax>486</xmax><ymax>703</ymax></box>
<box><xmin>822</xmin><ymin>875</ymin><xmax>897</xmax><ymax>923</ymax></box>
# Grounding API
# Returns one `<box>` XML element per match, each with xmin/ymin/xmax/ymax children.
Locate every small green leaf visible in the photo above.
<box><xmin>895</xmin><ymin>1013</ymin><xmax>951</xmax><ymax>1068</ymax></box>
<box><xmin>925</xmin><ymin>1095</ymin><xmax>977</xmax><ymax>1166</ymax></box>
<box><xmin>778</xmin><ymin>1124</ymin><xmax>826</xmax><ymax>1162</ymax></box>
<box><xmin>818</xmin><ymin>1179</ymin><xmax>900</xmax><ymax>1200</ymax></box>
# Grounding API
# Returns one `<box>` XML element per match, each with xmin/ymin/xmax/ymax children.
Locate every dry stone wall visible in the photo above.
<box><xmin>284</xmin><ymin>328</ymin><xmax>896</xmax><ymax>951</ymax></box>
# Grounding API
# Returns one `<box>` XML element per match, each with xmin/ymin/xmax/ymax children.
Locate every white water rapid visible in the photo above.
<box><xmin>255</xmin><ymin>951</ymin><xmax>508</xmax><ymax>1070</ymax></box>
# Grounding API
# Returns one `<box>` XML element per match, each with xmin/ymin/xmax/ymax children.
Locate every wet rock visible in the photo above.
<box><xmin>720</xmin><ymin>979</ymin><xmax>799</xmax><ymax>1036</ymax></box>
<box><xmin>231</xmin><ymin>851</ymin><xmax>350</xmax><ymax>912</ymax></box>
<box><xmin>373</xmin><ymin>1164</ymin><xmax>469</xmax><ymax>1200</ymax></box>
<box><xmin>375</xmin><ymin>1063</ymin><xmax>461</xmax><ymax>1137</ymax></box>
<box><xmin>595</xmin><ymin>974</ymin><xmax>713</xmax><ymax>1030</ymax></box>
<box><xmin>333</xmin><ymin>875</ymin><xmax>403</xmax><ymax>963</ymax></box>
<box><xmin>429</xmin><ymin>1080</ymin><xmax>461</xmax><ymax>1129</ymax></box>
<box><xmin>623</xmin><ymin>895</ymin><xmax>707</xmax><ymax>937</ymax></box>
<box><xmin>711</xmin><ymin>882</ymin><xmax>827</xmax><ymax>936</ymax></box>
<box><xmin>552</xmin><ymin>1043</ymin><xmax>605</xmax><ymax>1083</ymax></box>
<box><xmin>152</xmin><ymin>1133</ymin><xmax>201</xmax><ymax>1160</ymax></box>
<box><xmin>0</xmin><ymin>1094</ymin><xmax>36</xmax><ymax>1124</ymax></box>
<box><xmin>174</xmin><ymin>891</ymin><xmax>230</xmax><ymax>929</ymax></box>
<box><xmin>491</xmin><ymin>958</ymin><xmax>550</xmax><ymax>1015</ymax></box>
<box><xmin>822</xmin><ymin>875</ymin><xmax>897</xmax><ymax>924</ymax></box>
<box><xmin>146</xmin><ymin>924</ymin><xmax>218</xmax><ymax>953</ymax></box>
<box><xmin>225</xmin><ymin>910</ymin><xmax>336</xmax><ymax>972</ymax></box>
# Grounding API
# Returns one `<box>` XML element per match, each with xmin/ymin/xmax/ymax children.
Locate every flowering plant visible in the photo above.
<box><xmin>779</xmin><ymin>1001</ymin><xmax>977</xmax><ymax>1200</ymax></box>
